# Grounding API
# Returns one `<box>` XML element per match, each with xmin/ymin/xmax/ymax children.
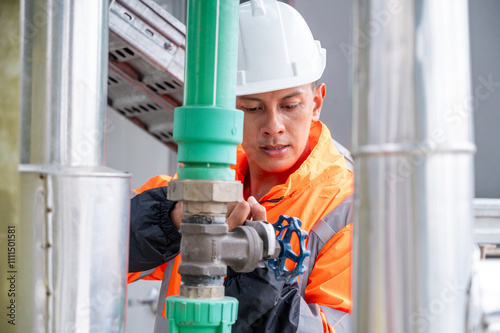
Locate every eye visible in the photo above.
<box><xmin>281</xmin><ymin>104</ymin><xmax>299</xmax><ymax>110</ymax></box>
<box><xmin>241</xmin><ymin>105</ymin><xmax>261</xmax><ymax>112</ymax></box>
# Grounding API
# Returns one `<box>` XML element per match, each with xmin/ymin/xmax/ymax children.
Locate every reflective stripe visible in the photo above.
<box><xmin>299</xmin><ymin>194</ymin><xmax>353</xmax><ymax>298</ymax></box>
<box><xmin>319</xmin><ymin>305</ymin><xmax>351</xmax><ymax>332</ymax></box>
<box><xmin>313</xmin><ymin>218</ymin><xmax>336</xmax><ymax>245</ymax></box>
<box><xmin>297</xmin><ymin>302</ymin><xmax>351</xmax><ymax>333</ymax></box>
<box><xmin>332</xmin><ymin>138</ymin><xmax>354</xmax><ymax>172</ymax></box>
<box><xmin>137</xmin><ymin>267</ymin><xmax>156</xmax><ymax>280</ymax></box>
<box><xmin>297</xmin><ymin>302</ymin><xmax>325</xmax><ymax>333</ymax></box>
<box><xmin>153</xmin><ymin>260</ymin><xmax>176</xmax><ymax>333</ymax></box>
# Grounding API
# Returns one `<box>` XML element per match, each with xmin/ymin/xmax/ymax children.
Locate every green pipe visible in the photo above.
<box><xmin>174</xmin><ymin>0</ymin><xmax>243</xmax><ymax>180</ymax></box>
<box><xmin>168</xmin><ymin>0</ymin><xmax>241</xmax><ymax>331</ymax></box>
<box><xmin>167</xmin><ymin>297</ymin><xmax>238</xmax><ymax>333</ymax></box>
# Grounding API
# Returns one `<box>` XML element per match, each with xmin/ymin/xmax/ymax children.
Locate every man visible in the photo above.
<box><xmin>128</xmin><ymin>1</ymin><xmax>354</xmax><ymax>332</ymax></box>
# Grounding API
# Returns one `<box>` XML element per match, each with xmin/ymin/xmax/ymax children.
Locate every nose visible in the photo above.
<box><xmin>261</xmin><ymin>109</ymin><xmax>285</xmax><ymax>137</ymax></box>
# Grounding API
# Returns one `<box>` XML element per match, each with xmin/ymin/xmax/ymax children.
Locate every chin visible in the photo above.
<box><xmin>262</xmin><ymin>161</ymin><xmax>295</xmax><ymax>174</ymax></box>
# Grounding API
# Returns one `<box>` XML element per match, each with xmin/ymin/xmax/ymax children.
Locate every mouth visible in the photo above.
<box><xmin>260</xmin><ymin>145</ymin><xmax>290</xmax><ymax>156</ymax></box>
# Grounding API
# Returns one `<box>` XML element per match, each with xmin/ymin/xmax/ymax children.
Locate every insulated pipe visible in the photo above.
<box><xmin>352</xmin><ymin>0</ymin><xmax>475</xmax><ymax>332</ymax></box>
<box><xmin>20</xmin><ymin>2</ymin><xmax>105</xmax><ymax>167</ymax></box>
<box><xmin>17</xmin><ymin>1</ymin><xmax>130</xmax><ymax>332</ymax></box>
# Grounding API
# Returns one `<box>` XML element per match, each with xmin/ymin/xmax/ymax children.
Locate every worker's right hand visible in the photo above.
<box><xmin>227</xmin><ymin>196</ymin><xmax>266</xmax><ymax>231</ymax></box>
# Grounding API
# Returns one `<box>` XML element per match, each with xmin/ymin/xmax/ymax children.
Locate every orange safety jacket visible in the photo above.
<box><xmin>128</xmin><ymin>121</ymin><xmax>354</xmax><ymax>332</ymax></box>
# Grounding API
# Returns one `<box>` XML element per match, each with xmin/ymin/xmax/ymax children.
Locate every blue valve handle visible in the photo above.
<box><xmin>268</xmin><ymin>215</ymin><xmax>310</xmax><ymax>284</ymax></box>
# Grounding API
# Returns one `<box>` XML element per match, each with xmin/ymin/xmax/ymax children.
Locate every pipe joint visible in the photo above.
<box><xmin>168</xmin><ymin>179</ymin><xmax>242</xmax><ymax>209</ymax></box>
<box><xmin>221</xmin><ymin>225</ymin><xmax>263</xmax><ymax>273</ymax></box>
<box><xmin>178</xmin><ymin>219</ymin><xmax>280</xmax><ymax>298</ymax></box>
<box><xmin>178</xmin><ymin>222</ymin><xmax>272</xmax><ymax>276</ymax></box>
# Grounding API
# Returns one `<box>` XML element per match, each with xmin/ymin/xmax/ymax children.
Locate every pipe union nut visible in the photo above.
<box><xmin>167</xmin><ymin>179</ymin><xmax>243</xmax><ymax>203</ymax></box>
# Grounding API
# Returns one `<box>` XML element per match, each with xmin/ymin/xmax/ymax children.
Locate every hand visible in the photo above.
<box><xmin>169</xmin><ymin>197</ymin><xmax>266</xmax><ymax>232</ymax></box>
<box><xmin>227</xmin><ymin>196</ymin><xmax>267</xmax><ymax>231</ymax></box>
<box><xmin>169</xmin><ymin>201</ymin><xmax>183</xmax><ymax>230</ymax></box>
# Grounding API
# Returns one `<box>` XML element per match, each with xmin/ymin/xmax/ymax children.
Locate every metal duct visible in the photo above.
<box><xmin>352</xmin><ymin>0</ymin><xmax>476</xmax><ymax>332</ymax></box>
<box><xmin>18</xmin><ymin>0</ymin><xmax>130</xmax><ymax>332</ymax></box>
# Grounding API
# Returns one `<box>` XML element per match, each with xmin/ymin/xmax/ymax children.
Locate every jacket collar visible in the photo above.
<box><xmin>233</xmin><ymin>121</ymin><xmax>349</xmax><ymax>203</ymax></box>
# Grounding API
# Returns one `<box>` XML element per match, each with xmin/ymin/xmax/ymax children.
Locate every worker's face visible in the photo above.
<box><xmin>237</xmin><ymin>83</ymin><xmax>325</xmax><ymax>176</ymax></box>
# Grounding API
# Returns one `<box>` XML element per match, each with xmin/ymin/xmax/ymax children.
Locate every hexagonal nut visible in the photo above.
<box><xmin>167</xmin><ymin>179</ymin><xmax>242</xmax><ymax>202</ymax></box>
<box><xmin>179</xmin><ymin>263</ymin><xmax>227</xmax><ymax>276</ymax></box>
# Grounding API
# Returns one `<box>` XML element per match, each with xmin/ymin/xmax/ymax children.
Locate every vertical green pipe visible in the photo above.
<box><xmin>183</xmin><ymin>0</ymin><xmax>218</xmax><ymax>106</ymax></box>
<box><xmin>216</xmin><ymin>0</ymin><xmax>239</xmax><ymax>108</ymax></box>
<box><xmin>174</xmin><ymin>0</ymin><xmax>243</xmax><ymax>180</ymax></box>
<box><xmin>168</xmin><ymin>1</ymin><xmax>240</xmax><ymax>331</ymax></box>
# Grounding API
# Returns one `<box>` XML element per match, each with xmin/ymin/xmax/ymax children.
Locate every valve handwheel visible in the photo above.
<box><xmin>268</xmin><ymin>215</ymin><xmax>310</xmax><ymax>284</ymax></box>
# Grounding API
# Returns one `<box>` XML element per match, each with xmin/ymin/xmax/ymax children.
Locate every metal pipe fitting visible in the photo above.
<box><xmin>169</xmin><ymin>179</ymin><xmax>280</xmax><ymax>299</ymax></box>
<box><xmin>178</xmin><ymin>220</ymin><xmax>268</xmax><ymax>299</ymax></box>
<box><xmin>177</xmin><ymin>219</ymin><xmax>281</xmax><ymax>299</ymax></box>
<box><xmin>168</xmin><ymin>179</ymin><xmax>243</xmax><ymax>216</ymax></box>
<box><xmin>167</xmin><ymin>177</ymin><xmax>308</xmax><ymax>303</ymax></box>
<box><xmin>242</xmin><ymin>220</ymin><xmax>280</xmax><ymax>260</ymax></box>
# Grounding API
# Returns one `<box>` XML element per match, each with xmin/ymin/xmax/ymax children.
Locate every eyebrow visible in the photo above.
<box><xmin>237</xmin><ymin>96</ymin><xmax>262</xmax><ymax>101</ymax></box>
<box><xmin>238</xmin><ymin>89</ymin><xmax>305</xmax><ymax>102</ymax></box>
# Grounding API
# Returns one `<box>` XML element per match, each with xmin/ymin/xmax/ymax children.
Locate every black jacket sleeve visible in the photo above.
<box><xmin>224</xmin><ymin>264</ymin><xmax>301</xmax><ymax>333</ymax></box>
<box><xmin>129</xmin><ymin>186</ymin><xmax>181</xmax><ymax>272</ymax></box>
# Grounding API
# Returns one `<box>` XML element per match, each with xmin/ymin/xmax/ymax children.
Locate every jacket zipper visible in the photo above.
<box><xmin>259</xmin><ymin>196</ymin><xmax>284</xmax><ymax>204</ymax></box>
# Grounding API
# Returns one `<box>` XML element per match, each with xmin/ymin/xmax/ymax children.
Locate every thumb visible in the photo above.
<box><xmin>248</xmin><ymin>196</ymin><xmax>267</xmax><ymax>221</ymax></box>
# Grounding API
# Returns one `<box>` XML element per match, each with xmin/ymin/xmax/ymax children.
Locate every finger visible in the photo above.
<box><xmin>170</xmin><ymin>201</ymin><xmax>184</xmax><ymax>230</ymax></box>
<box><xmin>227</xmin><ymin>201</ymin><xmax>250</xmax><ymax>232</ymax></box>
<box><xmin>248</xmin><ymin>196</ymin><xmax>267</xmax><ymax>221</ymax></box>
<box><xmin>226</xmin><ymin>202</ymin><xmax>238</xmax><ymax>219</ymax></box>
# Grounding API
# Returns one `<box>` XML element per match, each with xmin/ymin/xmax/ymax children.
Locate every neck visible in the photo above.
<box><xmin>243</xmin><ymin>170</ymin><xmax>289</xmax><ymax>201</ymax></box>
<box><xmin>244</xmin><ymin>144</ymin><xmax>312</xmax><ymax>201</ymax></box>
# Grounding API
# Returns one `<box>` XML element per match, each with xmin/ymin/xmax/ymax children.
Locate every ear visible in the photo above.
<box><xmin>312</xmin><ymin>83</ymin><xmax>326</xmax><ymax>122</ymax></box>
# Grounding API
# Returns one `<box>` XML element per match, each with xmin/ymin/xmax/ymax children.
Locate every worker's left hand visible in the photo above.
<box><xmin>226</xmin><ymin>196</ymin><xmax>266</xmax><ymax>231</ymax></box>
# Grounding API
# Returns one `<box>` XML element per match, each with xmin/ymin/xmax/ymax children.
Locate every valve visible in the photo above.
<box><xmin>268</xmin><ymin>215</ymin><xmax>310</xmax><ymax>284</ymax></box>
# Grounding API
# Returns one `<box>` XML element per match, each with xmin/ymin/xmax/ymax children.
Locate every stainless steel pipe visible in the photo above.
<box><xmin>18</xmin><ymin>0</ymin><xmax>130</xmax><ymax>332</ymax></box>
<box><xmin>352</xmin><ymin>0</ymin><xmax>476</xmax><ymax>332</ymax></box>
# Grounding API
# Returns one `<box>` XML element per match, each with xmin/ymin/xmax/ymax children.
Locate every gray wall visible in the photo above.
<box><xmin>105</xmin><ymin>108</ymin><xmax>176</xmax><ymax>189</ymax></box>
<box><xmin>469</xmin><ymin>0</ymin><xmax>500</xmax><ymax>198</ymax></box>
<box><xmin>294</xmin><ymin>0</ymin><xmax>352</xmax><ymax>150</ymax></box>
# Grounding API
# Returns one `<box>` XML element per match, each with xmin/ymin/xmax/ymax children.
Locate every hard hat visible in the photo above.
<box><xmin>236</xmin><ymin>0</ymin><xmax>326</xmax><ymax>96</ymax></box>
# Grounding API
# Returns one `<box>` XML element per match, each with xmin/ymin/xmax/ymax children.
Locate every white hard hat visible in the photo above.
<box><xmin>236</xmin><ymin>0</ymin><xmax>326</xmax><ymax>96</ymax></box>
